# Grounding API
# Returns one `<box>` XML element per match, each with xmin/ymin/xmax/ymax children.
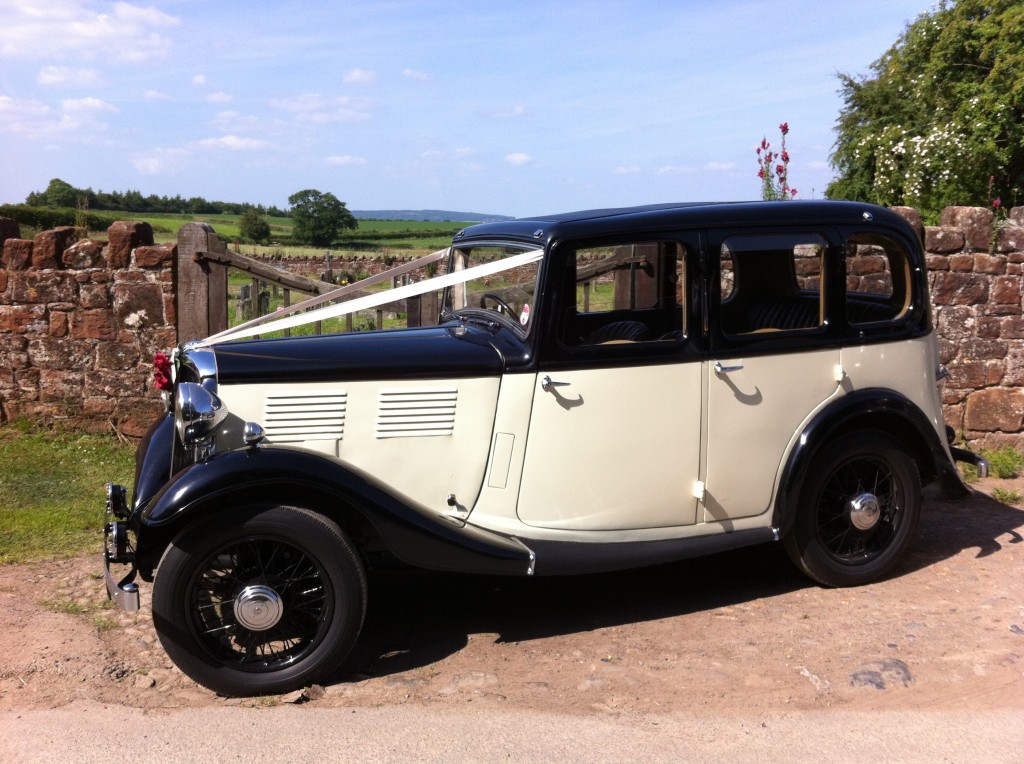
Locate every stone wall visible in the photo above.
<box><xmin>0</xmin><ymin>219</ymin><xmax>176</xmax><ymax>437</ymax></box>
<box><xmin>902</xmin><ymin>204</ymin><xmax>1024</xmax><ymax>450</ymax></box>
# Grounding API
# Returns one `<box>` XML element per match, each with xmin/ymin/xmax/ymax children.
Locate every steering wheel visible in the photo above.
<box><xmin>480</xmin><ymin>292</ymin><xmax>516</xmax><ymax>318</ymax></box>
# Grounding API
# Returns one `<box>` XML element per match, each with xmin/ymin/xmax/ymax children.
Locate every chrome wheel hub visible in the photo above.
<box><xmin>234</xmin><ymin>585</ymin><xmax>284</xmax><ymax>631</ymax></box>
<box><xmin>848</xmin><ymin>492</ymin><xmax>881</xmax><ymax>531</ymax></box>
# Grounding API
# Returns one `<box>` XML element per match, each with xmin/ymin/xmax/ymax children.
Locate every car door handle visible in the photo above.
<box><xmin>541</xmin><ymin>375</ymin><xmax>571</xmax><ymax>391</ymax></box>
<box><xmin>714</xmin><ymin>361</ymin><xmax>744</xmax><ymax>374</ymax></box>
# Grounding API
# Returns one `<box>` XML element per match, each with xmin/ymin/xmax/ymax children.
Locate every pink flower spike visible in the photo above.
<box><xmin>781</xmin><ymin>151</ymin><xmax>789</xmax><ymax>163</ymax></box>
<box><xmin>790</xmin><ymin>189</ymin><xmax>797</xmax><ymax>197</ymax></box>
<box><xmin>779</xmin><ymin>122</ymin><xmax>789</xmax><ymax>135</ymax></box>
<box><xmin>993</xmin><ymin>198</ymin><xmax>1002</xmax><ymax>208</ymax></box>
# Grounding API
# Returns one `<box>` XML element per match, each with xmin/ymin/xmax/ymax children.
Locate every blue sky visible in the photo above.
<box><xmin>0</xmin><ymin>0</ymin><xmax>934</xmax><ymax>217</ymax></box>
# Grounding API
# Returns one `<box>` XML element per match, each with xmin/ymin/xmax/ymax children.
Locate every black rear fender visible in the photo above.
<box><xmin>772</xmin><ymin>389</ymin><xmax>967</xmax><ymax>538</ymax></box>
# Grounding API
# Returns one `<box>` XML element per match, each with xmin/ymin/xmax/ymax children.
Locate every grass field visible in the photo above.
<box><xmin>0</xmin><ymin>425</ymin><xmax>135</xmax><ymax>564</ymax></box>
<box><xmin>124</xmin><ymin>212</ymin><xmax>465</xmax><ymax>254</ymax></box>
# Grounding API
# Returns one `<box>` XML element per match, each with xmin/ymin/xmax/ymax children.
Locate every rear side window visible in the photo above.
<box><xmin>844</xmin><ymin>233</ymin><xmax>911</xmax><ymax>325</ymax></box>
<box><xmin>719</xmin><ymin>234</ymin><xmax>826</xmax><ymax>335</ymax></box>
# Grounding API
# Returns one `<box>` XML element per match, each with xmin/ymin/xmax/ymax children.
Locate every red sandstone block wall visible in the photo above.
<box><xmin>0</xmin><ymin>219</ymin><xmax>176</xmax><ymax>437</ymax></box>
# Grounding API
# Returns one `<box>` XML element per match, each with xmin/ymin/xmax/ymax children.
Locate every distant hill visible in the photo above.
<box><xmin>352</xmin><ymin>209</ymin><xmax>514</xmax><ymax>223</ymax></box>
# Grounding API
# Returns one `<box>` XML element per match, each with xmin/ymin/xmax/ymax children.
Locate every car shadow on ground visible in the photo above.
<box><xmin>340</xmin><ymin>491</ymin><xmax>1024</xmax><ymax>683</ymax></box>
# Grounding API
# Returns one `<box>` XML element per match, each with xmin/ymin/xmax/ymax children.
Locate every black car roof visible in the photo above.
<box><xmin>453</xmin><ymin>200</ymin><xmax>914</xmax><ymax>246</ymax></box>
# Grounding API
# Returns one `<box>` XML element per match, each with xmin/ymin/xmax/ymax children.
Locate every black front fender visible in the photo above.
<box><xmin>137</xmin><ymin>445</ymin><xmax>533</xmax><ymax>577</ymax></box>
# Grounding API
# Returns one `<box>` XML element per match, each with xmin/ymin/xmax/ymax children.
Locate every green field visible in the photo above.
<box><xmin>134</xmin><ymin>212</ymin><xmax>464</xmax><ymax>254</ymax></box>
<box><xmin>0</xmin><ymin>204</ymin><xmax>469</xmax><ymax>258</ymax></box>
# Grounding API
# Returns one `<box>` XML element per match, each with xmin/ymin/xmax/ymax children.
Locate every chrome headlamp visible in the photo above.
<box><xmin>175</xmin><ymin>381</ymin><xmax>227</xmax><ymax>455</ymax></box>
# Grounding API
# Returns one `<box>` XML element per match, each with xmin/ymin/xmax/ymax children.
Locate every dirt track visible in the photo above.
<box><xmin>1</xmin><ymin>481</ymin><xmax>1023</xmax><ymax>760</ymax></box>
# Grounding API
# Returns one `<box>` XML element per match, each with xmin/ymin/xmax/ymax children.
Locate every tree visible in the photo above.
<box><xmin>827</xmin><ymin>0</ymin><xmax>1024</xmax><ymax>219</ymax></box>
<box><xmin>240</xmin><ymin>207</ymin><xmax>272</xmax><ymax>244</ymax></box>
<box><xmin>27</xmin><ymin>178</ymin><xmax>83</xmax><ymax>208</ymax></box>
<box><xmin>287</xmin><ymin>189</ymin><xmax>357</xmax><ymax>247</ymax></box>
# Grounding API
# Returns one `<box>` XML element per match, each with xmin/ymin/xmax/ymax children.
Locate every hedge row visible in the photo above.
<box><xmin>0</xmin><ymin>204</ymin><xmax>131</xmax><ymax>233</ymax></box>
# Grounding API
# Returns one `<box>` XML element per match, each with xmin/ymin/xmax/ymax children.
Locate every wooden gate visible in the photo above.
<box><xmin>175</xmin><ymin>222</ymin><xmax>439</xmax><ymax>344</ymax></box>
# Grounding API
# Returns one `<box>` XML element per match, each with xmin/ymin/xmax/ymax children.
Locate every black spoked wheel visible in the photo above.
<box><xmin>189</xmin><ymin>538</ymin><xmax>330</xmax><ymax>669</ymax></box>
<box><xmin>153</xmin><ymin>506</ymin><xmax>365</xmax><ymax>696</ymax></box>
<box><xmin>785</xmin><ymin>432</ymin><xmax>921</xmax><ymax>587</ymax></box>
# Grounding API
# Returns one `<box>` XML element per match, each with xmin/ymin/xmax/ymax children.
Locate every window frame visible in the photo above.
<box><xmin>536</xmin><ymin>233</ymin><xmax>701</xmax><ymax>370</ymax></box>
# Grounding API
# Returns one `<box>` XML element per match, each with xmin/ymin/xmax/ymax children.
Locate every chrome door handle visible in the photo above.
<box><xmin>541</xmin><ymin>375</ymin><xmax>571</xmax><ymax>391</ymax></box>
<box><xmin>714</xmin><ymin>361</ymin><xmax>744</xmax><ymax>374</ymax></box>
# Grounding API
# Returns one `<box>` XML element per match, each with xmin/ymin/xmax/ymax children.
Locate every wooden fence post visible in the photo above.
<box><xmin>176</xmin><ymin>223</ymin><xmax>228</xmax><ymax>343</ymax></box>
<box><xmin>406</xmin><ymin>291</ymin><xmax>438</xmax><ymax>327</ymax></box>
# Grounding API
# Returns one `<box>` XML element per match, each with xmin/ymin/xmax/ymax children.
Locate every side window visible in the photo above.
<box><xmin>719</xmin><ymin>234</ymin><xmax>826</xmax><ymax>335</ymax></box>
<box><xmin>563</xmin><ymin>240</ymin><xmax>685</xmax><ymax>346</ymax></box>
<box><xmin>845</xmin><ymin>233</ymin><xmax>911</xmax><ymax>325</ymax></box>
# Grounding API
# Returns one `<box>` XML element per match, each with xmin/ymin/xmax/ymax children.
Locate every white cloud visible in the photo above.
<box><xmin>343</xmin><ymin>68</ymin><xmax>376</xmax><ymax>85</ymax></box>
<box><xmin>613</xmin><ymin>166</ymin><xmax>642</xmax><ymax>175</ymax></box>
<box><xmin>326</xmin><ymin>155</ymin><xmax>367</xmax><ymax>166</ymax></box>
<box><xmin>194</xmin><ymin>134</ymin><xmax>271</xmax><ymax>151</ymax></box>
<box><xmin>421</xmin><ymin>147</ymin><xmax>475</xmax><ymax>160</ymax></box>
<box><xmin>657</xmin><ymin>165</ymin><xmax>697</xmax><ymax>175</ymax></box>
<box><xmin>37</xmin><ymin>66</ymin><xmax>102</xmax><ymax>86</ymax></box>
<box><xmin>111</xmin><ymin>1</ymin><xmax>178</xmax><ymax>27</ymax></box>
<box><xmin>0</xmin><ymin>95</ymin><xmax>56</xmax><ymax>133</ymax></box>
<box><xmin>211</xmin><ymin>110</ymin><xmax>259</xmax><ymax>131</ymax></box>
<box><xmin>192</xmin><ymin>74</ymin><xmax>208</xmax><ymax>86</ymax></box>
<box><xmin>0</xmin><ymin>93</ymin><xmax>115</xmax><ymax>136</ymax></box>
<box><xmin>401</xmin><ymin>68</ymin><xmax>428</xmax><ymax>81</ymax></box>
<box><xmin>704</xmin><ymin>161</ymin><xmax>736</xmax><ymax>171</ymax></box>
<box><xmin>62</xmin><ymin>96</ymin><xmax>119</xmax><ymax>113</ymax></box>
<box><xmin>270</xmin><ymin>93</ymin><xmax>372</xmax><ymax>123</ymax></box>
<box><xmin>133</xmin><ymin>147</ymin><xmax>189</xmax><ymax>175</ymax></box>
<box><xmin>0</xmin><ymin>0</ymin><xmax>179</xmax><ymax>62</ymax></box>
<box><xmin>143</xmin><ymin>89</ymin><xmax>171</xmax><ymax>101</ymax></box>
<box><xmin>491</xmin><ymin>104</ymin><xmax>528</xmax><ymax>118</ymax></box>
<box><xmin>505</xmin><ymin>152</ymin><xmax>532</xmax><ymax>166</ymax></box>
<box><xmin>205</xmin><ymin>91</ymin><xmax>233</xmax><ymax>103</ymax></box>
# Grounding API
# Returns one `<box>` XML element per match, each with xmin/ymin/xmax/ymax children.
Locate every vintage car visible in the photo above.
<box><xmin>104</xmin><ymin>200</ymin><xmax>986</xmax><ymax>696</ymax></box>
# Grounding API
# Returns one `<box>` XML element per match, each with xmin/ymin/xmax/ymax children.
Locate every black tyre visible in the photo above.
<box><xmin>784</xmin><ymin>431</ymin><xmax>921</xmax><ymax>587</ymax></box>
<box><xmin>152</xmin><ymin>505</ymin><xmax>366</xmax><ymax>696</ymax></box>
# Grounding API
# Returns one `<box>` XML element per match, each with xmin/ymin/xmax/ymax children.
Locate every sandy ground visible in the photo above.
<box><xmin>1</xmin><ymin>480</ymin><xmax>1023</xmax><ymax>761</ymax></box>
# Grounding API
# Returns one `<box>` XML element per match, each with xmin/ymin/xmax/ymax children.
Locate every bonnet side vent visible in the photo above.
<box><xmin>376</xmin><ymin>387</ymin><xmax>458</xmax><ymax>438</ymax></box>
<box><xmin>263</xmin><ymin>391</ymin><xmax>347</xmax><ymax>442</ymax></box>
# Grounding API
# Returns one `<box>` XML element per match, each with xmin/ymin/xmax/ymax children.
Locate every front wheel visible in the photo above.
<box><xmin>785</xmin><ymin>431</ymin><xmax>921</xmax><ymax>587</ymax></box>
<box><xmin>152</xmin><ymin>505</ymin><xmax>366</xmax><ymax>696</ymax></box>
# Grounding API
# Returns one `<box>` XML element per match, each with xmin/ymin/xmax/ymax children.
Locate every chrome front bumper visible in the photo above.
<box><xmin>103</xmin><ymin>482</ymin><xmax>140</xmax><ymax>613</ymax></box>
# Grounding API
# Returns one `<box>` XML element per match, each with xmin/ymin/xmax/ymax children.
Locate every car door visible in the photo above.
<box><xmin>517</xmin><ymin>236</ymin><xmax>704</xmax><ymax>531</ymax></box>
<box><xmin>702</xmin><ymin>229</ymin><xmax>843</xmax><ymax>522</ymax></box>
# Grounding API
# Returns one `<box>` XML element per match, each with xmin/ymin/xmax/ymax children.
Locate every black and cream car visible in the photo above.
<box><xmin>104</xmin><ymin>200</ymin><xmax>985</xmax><ymax>696</ymax></box>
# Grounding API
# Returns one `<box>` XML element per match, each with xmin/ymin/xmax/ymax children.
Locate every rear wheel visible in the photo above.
<box><xmin>785</xmin><ymin>431</ymin><xmax>921</xmax><ymax>587</ymax></box>
<box><xmin>152</xmin><ymin>505</ymin><xmax>366</xmax><ymax>696</ymax></box>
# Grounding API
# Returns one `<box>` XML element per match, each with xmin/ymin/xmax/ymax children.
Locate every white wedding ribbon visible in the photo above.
<box><xmin>193</xmin><ymin>247</ymin><xmax>543</xmax><ymax>347</ymax></box>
